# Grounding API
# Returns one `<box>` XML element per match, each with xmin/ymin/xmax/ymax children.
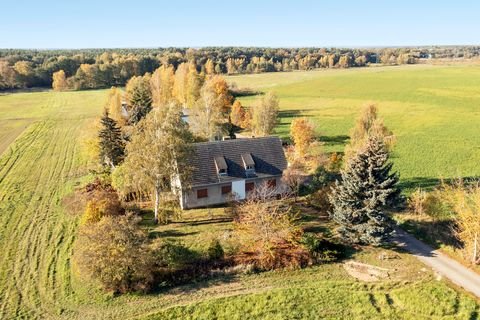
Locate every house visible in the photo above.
<box><xmin>178</xmin><ymin>136</ymin><xmax>288</xmax><ymax>209</ymax></box>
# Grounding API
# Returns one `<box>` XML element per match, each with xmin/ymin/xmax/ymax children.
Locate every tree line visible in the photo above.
<box><xmin>2</xmin><ymin>45</ymin><xmax>480</xmax><ymax>90</ymax></box>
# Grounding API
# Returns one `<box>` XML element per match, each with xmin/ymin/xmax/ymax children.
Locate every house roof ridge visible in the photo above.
<box><xmin>191</xmin><ymin>136</ymin><xmax>281</xmax><ymax>146</ymax></box>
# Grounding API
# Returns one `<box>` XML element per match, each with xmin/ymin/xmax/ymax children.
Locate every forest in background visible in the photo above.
<box><xmin>1</xmin><ymin>45</ymin><xmax>480</xmax><ymax>91</ymax></box>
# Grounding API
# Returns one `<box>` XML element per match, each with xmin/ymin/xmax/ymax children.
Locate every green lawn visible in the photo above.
<box><xmin>1</xmin><ymin>67</ymin><xmax>480</xmax><ymax>319</ymax></box>
<box><xmin>228</xmin><ymin>64</ymin><xmax>480</xmax><ymax>189</ymax></box>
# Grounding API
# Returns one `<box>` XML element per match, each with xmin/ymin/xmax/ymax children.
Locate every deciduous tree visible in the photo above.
<box><xmin>173</xmin><ymin>62</ymin><xmax>189</xmax><ymax>108</ymax></box>
<box><xmin>52</xmin><ymin>70</ymin><xmax>68</xmax><ymax>91</ymax></box>
<box><xmin>150</xmin><ymin>64</ymin><xmax>175</xmax><ymax>107</ymax></box>
<box><xmin>290</xmin><ymin>117</ymin><xmax>316</xmax><ymax>159</ymax></box>
<box><xmin>75</xmin><ymin>214</ymin><xmax>154</xmax><ymax>293</ymax></box>
<box><xmin>205</xmin><ymin>59</ymin><xmax>215</xmax><ymax>75</ymax></box>
<box><xmin>186</xmin><ymin>61</ymin><xmax>203</xmax><ymax>108</ymax></box>
<box><xmin>345</xmin><ymin>104</ymin><xmax>395</xmax><ymax>161</ymax></box>
<box><xmin>190</xmin><ymin>76</ymin><xmax>231</xmax><ymax>140</ymax></box>
<box><xmin>251</xmin><ymin>91</ymin><xmax>279</xmax><ymax>136</ymax></box>
<box><xmin>230</xmin><ymin>100</ymin><xmax>246</xmax><ymax>127</ymax></box>
<box><xmin>121</xmin><ymin>103</ymin><xmax>193</xmax><ymax>223</ymax></box>
<box><xmin>105</xmin><ymin>87</ymin><xmax>125</xmax><ymax>126</ymax></box>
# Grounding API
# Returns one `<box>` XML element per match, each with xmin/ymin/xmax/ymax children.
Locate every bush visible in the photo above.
<box><xmin>232</xmin><ymin>189</ymin><xmax>309</xmax><ymax>270</ymax></box>
<box><xmin>75</xmin><ymin>214</ymin><xmax>154</xmax><ymax>293</ymax></box>
<box><xmin>424</xmin><ymin>189</ymin><xmax>454</xmax><ymax>220</ymax></box>
<box><xmin>307</xmin><ymin>186</ymin><xmax>333</xmax><ymax>213</ymax></box>
<box><xmin>149</xmin><ymin>238</ymin><xmax>199</xmax><ymax>270</ymax></box>
<box><xmin>207</xmin><ymin>239</ymin><xmax>225</xmax><ymax>261</ymax></box>
<box><xmin>80</xmin><ymin>188</ymin><xmax>124</xmax><ymax>225</ymax></box>
<box><xmin>300</xmin><ymin>233</ymin><xmax>343</xmax><ymax>263</ymax></box>
<box><xmin>408</xmin><ymin>188</ymin><xmax>427</xmax><ymax>215</ymax></box>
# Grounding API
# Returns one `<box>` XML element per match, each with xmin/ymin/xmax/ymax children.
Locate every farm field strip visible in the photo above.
<box><xmin>0</xmin><ymin>92</ymin><xmax>95</xmax><ymax>319</ymax></box>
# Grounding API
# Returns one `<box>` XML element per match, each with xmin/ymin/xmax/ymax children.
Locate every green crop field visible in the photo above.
<box><xmin>229</xmin><ymin>64</ymin><xmax>480</xmax><ymax>189</ymax></box>
<box><xmin>1</xmin><ymin>65</ymin><xmax>480</xmax><ymax>319</ymax></box>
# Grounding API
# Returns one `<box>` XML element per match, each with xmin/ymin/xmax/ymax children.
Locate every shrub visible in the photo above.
<box><xmin>408</xmin><ymin>188</ymin><xmax>427</xmax><ymax>215</ymax></box>
<box><xmin>427</xmin><ymin>191</ymin><xmax>454</xmax><ymax>221</ymax></box>
<box><xmin>300</xmin><ymin>233</ymin><xmax>343</xmax><ymax>263</ymax></box>
<box><xmin>307</xmin><ymin>186</ymin><xmax>334</xmax><ymax>214</ymax></box>
<box><xmin>149</xmin><ymin>238</ymin><xmax>199</xmax><ymax>270</ymax></box>
<box><xmin>80</xmin><ymin>188</ymin><xmax>124</xmax><ymax>225</ymax></box>
<box><xmin>232</xmin><ymin>189</ymin><xmax>310</xmax><ymax>270</ymax></box>
<box><xmin>75</xmin><ymin>214</ymin><xmax>154</xmax><ymax>293</ymax></box>
<box><xmin>207</xmin><ymin>239</ymin><xmax>225</xmax><ymax>261</ymax></box>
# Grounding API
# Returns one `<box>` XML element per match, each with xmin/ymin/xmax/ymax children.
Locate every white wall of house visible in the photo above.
<box><xmin>181</xmin><ymin>176</ymin><xmax>285</xmax><ymax>209</ymax></box>
<box><xmin>232</xmin><ymin>180</ymin><xmax>246</xmax><ymax>200</ymax></box>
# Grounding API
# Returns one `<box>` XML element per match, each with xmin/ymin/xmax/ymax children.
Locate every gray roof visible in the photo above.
<box><xmin>189</xmin><ymin>136</ymin><xmax>288</xmax><ymax>186</ymax></box>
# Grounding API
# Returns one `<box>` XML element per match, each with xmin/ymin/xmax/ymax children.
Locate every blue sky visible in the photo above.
<box><xmin>1</xmin><ymin>1</ymin><xmax>480</xmax><ymax>48</ymax></box>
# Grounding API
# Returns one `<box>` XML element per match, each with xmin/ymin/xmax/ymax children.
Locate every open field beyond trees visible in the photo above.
<box><xmin>1</xmin><ymin>65</ymin><xmax>480</xmax><ymax>319</ymax></box>
<box><xmin>230</xmin><ymin>64</ymin><xmax>480</xmax><ymax>189</ymax></box>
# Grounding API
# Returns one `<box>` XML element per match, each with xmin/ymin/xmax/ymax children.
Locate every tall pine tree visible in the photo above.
<box><xmin>99</xmin><ymin>111</ymin><xmax>125</xmax><ymax>169</ymax></box>
<box><xmin>125</xmin><ymin>75</ymin><xmax>153</xmax><ymax>124</ymax></box>
<box><xmin>329</xmin><ymin>135</ymin><xmax>399</xmax><ymax>245</ymax></box>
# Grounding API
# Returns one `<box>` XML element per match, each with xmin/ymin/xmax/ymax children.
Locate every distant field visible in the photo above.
<box><xmin>228</xmin><ymin>64</ymin><xmax>480</xmax><ymax>188</ymax></box>
<box><xmin>1</xmin><ymin>67</ymin><xmax>480</xmax><ymax>319</ymax></box>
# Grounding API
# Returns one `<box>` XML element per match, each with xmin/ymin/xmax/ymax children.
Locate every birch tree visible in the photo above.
<box><xmin>190</xmin><ymin>76</ymin><xmax>231</xmax><ymax>140</ymax></box>
<box><xmin>150</xmin><ymin>64</ymin><xmax>175</xmax><ymax>107</ymax></box>
<box><xmin>251</xmin><ymin>91</ymin><xmax>279</xmax><ymax>136</ymax></box>
<box><xmin>121</xmin><ymin>103</ymin><xmax>193</xmax><ymax>224</ymax></box>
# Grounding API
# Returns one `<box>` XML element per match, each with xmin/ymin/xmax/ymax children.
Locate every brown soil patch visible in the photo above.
<box><xmin>343</xmin><ymin>260</ymin><xmax>391</xmax><ymax>282</ymax></box>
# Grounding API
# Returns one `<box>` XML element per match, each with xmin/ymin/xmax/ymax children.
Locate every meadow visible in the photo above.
<box><xmin>230</xmin><ymin>64</ymin><xmax>480</xmax><ymax>189</ymax></box>
<box><xmin>1</xmin><ymin>65</ymin><xmax>480</xmax><ymax>319</ymax></box>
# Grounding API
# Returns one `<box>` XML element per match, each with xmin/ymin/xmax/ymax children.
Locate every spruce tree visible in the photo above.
<box><xmin>99</xmin><ymin>111</ymin><xmax>125</xmax><ymax>169</ymax></box>
<box><xmin>125</xmin><ymin>75</ymin><xmax>153</xmax><ymax>124</ymax></box>
<box><xmin>329</xmin><ymin>135</ymin><xmax>399</xmax><ymax>245</ymax></box>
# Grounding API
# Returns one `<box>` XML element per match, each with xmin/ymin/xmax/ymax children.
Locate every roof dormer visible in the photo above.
<box><xmin>214</xmin><ymin>156</ymin><xmax>228</xmax><ymax>176</ymax></box>
<box><xmin>241</xmin><ymin>153</ymin><xmax>256</xmax><ymax>176</ymax></box>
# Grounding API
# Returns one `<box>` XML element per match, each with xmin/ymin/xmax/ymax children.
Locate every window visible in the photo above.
<box><xmin>221</xmin><ymin>184</ymin><xmax>232</xmax><ymax>195</ymax></box>
<box><xmin>267</xmin><ymin>179</ymin><xmax>276</xmax><ymax>189</ymax></box>
<box><xmin>218</xmin><ymin>168</ymin><xmax>227</xmax><ymax>175</ymax></box>
<box><xmin>245</xmin><ymin>182</ymin><xmax>255</xmax><ymax>192</ymax></box>
<box><xmin>197</xmin><ymin>188</ymin><xmax>208</xmax><ymax>199</ymax></box>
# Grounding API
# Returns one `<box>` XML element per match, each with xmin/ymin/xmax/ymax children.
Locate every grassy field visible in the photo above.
<box><xmin>229</xmin><ymin>64</ymin><xmax>480</xmax><ymax>189</ymax></box>
<box><xmin>1</xmin><ymin>66</ymin><xmax>480</xmax><ymax>319</ymax></box>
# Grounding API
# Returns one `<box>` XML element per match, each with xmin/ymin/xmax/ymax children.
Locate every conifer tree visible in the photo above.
<box><xmin>98</xmin><ymin>111</ymin><xmax>125</xmax><ymax>169</ymax></box>
<box><xmin>329</xmin><ymin>135</ymin><xmax>399</xmax><ymax>245</ymax></box>
<box><xmin>125</xmin><ymin>75</ymin><xmax>153</xmax><ymax>124</ymax></box>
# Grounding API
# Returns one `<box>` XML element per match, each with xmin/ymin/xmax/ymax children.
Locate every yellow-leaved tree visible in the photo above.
<box><xmin>251</xmin><ymin>91</ymin><xmax>279</xmax><ymax>136</ymax></box>
<box><xmin>105</xmin><ymin>87</ymin><xmax>125</xmax><ymax>126</ymax></box>
<box><xmin>345</xmin><ymin>103</ymin><xmax>395</xmax><ymax>161</ymax></box>
<box><xmin>173</xmin><ymin>62</ymin><xmax>189</xmax><ymax>108</ymax></box>
<box><xmin>52</xmin><ymin>70</ymin><xmax>68</xmax><ymax>91</ymax></box>
<box><xmin>290</xmin><ymin>117</ymin><xmax>316</xmax><ymax>159</ymax></box>
<box><xmin>150</xmin><ymin>64</ymin><xmax>175</xmax><ymax>107</ymax></box>
<box><xmin>230</xmin><ymin>100</ymin><xmax>246</xmax><ymax>128</ymax></box>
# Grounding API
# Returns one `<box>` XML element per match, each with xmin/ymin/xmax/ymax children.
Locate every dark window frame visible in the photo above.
<box><xmin>221</xmin><ymin>184</ymin><xmax>232</xmax><ymax>195</ymax></box>
<box><xmin>197</xmin><ymin>188</ymin><xmax>208</xmax><ymax>199</ymax></box>
<box><xmin>267</xmin><ymin>179</ymin><xmax>277</xmax><ymax>189</ymax></box>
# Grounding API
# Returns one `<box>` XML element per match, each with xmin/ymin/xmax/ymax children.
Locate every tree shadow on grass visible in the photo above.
<box><xmin>151</xmin><ymin>271</ymin><xmax>238</xmax><ymax>296</ymax></box>
<box><xmin>398</xmin><ymin>177</ymin><xmax>442</xmax><ymax>191</ymax></box>
<box><xmin>149</xmin><ymin>229</ymin><xmax>200</xmax><ymax>239</ymax></box>
<box><xmin>175</xmin><ymin>217</ymin><xmax>233</xmax><ymax>227</ymax></box>
<box><xmin>396</xmin><ymin>218</ymin><xmax>462</xmax><ymax>251</ymax></box>
<box><xmin>319</xmin><ymin>135</ymin><xmax>350</xmax><ymax>147</ymax></box>
<box><xmin>399</xmin><ymin>176</ymin><xmax>480</xmax><ymax>193</ymax></box>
